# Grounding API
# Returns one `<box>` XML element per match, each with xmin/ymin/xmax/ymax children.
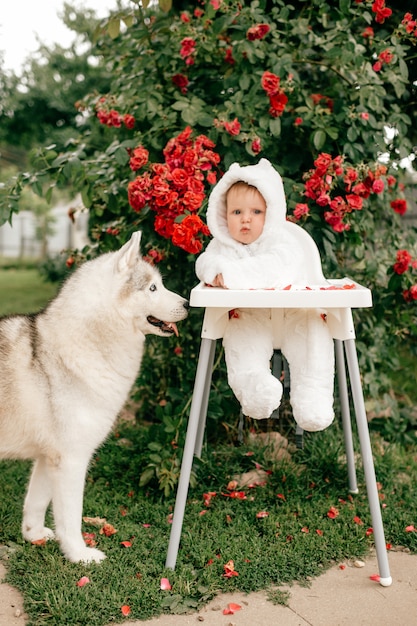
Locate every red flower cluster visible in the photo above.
<box><xmin>172</xmin><ymin>73</ymin><xmax>189</xmax><ymax>94</ymax></box>
<box><xmin>393</xmin><ymin>249</ymin><xmax>413</xmax><ymax>275</ymax></box>
<box><xmin>180</xmin><ymin>37</ymin><xmax>197</xmax><ymax>66</ymax></box>
<box><xmin>392</xmin><ymin>249</ymin><xmax>417</xmax><ymax>302</ymax></box>
<box><xmin>251</xmin><ymin>137</ymin><xmax>262</xmax><ymax>154</ymax></box>
<box><xmin>96</xmin><ymin>108</ymin><xmax>135</xmax><ymax>129</ymax></box>
<box><xmin>373</xmin><ymin>48</ymin><xmax>394</xmax><ymax>72</ymax></box>
<box><xmin>401</xmin><ymin>13</ymin><xmax>417</xmax><ymax>37</ymax></box>
<box><xmin>215</xmin><ymin>117</ymin><xmax>241</xmax><ymax>136</ymax></box>
<box><xmin>224</xmin><ymin>47</ymin><xmax>235</xmax><ymax>65</ymax></box>
<box><xmin>372</xmin><ymin>0</ymin><xmax>392</xmax><ymax>24</ymax></box>
<box><xmin>261</xmin><ymin>71</ymin><xmax>288</xmax><ymax>117</ymax></box>
<box><xmin>295</xmin><ymin>154</ymin><xmax>396</xmax><ymax>232</ymax></box>
<box><xmin>362</xmin><ymin>26</ymin><xmax>374</xmax><ymax>39</ymax></box>
<box><xmin>390</xmin><ymin>198</ymin><xmax>407</xmax><ymax>215</ymax></box>
<box><xmin>129</xmin><ymin>146</ymin><xmax>149</xmax><ymax>172</ymax></box>
<box><xmin>127</xmin><ymin>127</ymin><xmax>220</xmax><ymax>254</ymax></box>
<box><xmin>247</xmin><ymin>23</ymin><xmax>270</xmax><ymax>41</ymax></box>
<box><xmin>310</xmin><ymin>93</ymin><xmax>334</xmax><ymax>111</ymax></box>
<box><xmin>403</xmin><ymin>285</ymin><xmax>417</xmax><ymax>302</ymax></box>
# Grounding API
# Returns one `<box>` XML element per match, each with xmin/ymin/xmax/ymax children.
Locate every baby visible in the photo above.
<box><xmin>195</xmin><ymin>158</ymin><xmax>335</xmax><ymax>431</ymax></box>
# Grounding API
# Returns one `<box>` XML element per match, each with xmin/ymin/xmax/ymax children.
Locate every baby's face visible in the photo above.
<box><xmin>226</xmin><ymin>186</ymin><xmax>266</xmax><ymax>244</ymax></box>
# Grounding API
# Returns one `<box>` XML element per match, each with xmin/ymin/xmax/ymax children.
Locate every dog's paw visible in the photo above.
<box><xmin>66</xmin><ymin>546</ymin><xmax>107</xmax><ymax>564</ymax></box>
<box><xmin>22</xmin><ymin>526</ymin><xmax>55</xmax><ymax>543</ymax></box>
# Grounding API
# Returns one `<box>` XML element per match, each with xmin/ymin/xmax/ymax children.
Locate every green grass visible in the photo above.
<box><xmin>0</xmin><ymin>267</ymin><xmax>59</xmax><ymax>315</ymax></box>
<box><xmin>1</xmin><ymin>425</ymin><xmax>417</xmax><ymax>625</ymax></box>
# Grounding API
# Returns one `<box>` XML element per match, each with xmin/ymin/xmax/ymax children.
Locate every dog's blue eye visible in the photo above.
<box><xmin>149</xmin><ymin>284</ymin><xmax>157</xmax><ymax>292</ymax></box>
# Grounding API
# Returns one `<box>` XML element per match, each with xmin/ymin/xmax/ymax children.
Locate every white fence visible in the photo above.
<box><xmin>0</xmin><ymin>199</ymin><xmax>89</xmax><ymax>259</ymax></box>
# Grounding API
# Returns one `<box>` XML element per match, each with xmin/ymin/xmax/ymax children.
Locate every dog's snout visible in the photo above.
<box><xmin>183</xmin><ymin>300</ymin><xmax>190</xmax><ymax>310</ymax></box>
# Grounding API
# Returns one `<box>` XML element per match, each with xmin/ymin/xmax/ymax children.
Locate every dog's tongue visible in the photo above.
<box><xmin>166</xmin><ymin>322</ymin><xmax>179</xmax><ymax>337</ymax></box>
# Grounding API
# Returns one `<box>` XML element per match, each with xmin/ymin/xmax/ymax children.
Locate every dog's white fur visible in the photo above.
<box><xmin>0</xmin><ymin>231</ymin><xmax>188</xmax><ymax>563</ymax></box>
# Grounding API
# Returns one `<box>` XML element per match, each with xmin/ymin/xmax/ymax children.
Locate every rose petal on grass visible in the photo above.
<box><xmin>223</xmin><ymin>560</ymin><xmax>239</xmax><ymax>578</ymax></box>
<box><xmin>327</xmin><ymin>506</ymin><xmax>339</xmax><ymax>519</ymax></box>
<box><xmin>160</xmin><ymin>577</ymin><xmax>172</xmax><ymax>590</ymax></box>
<box><xmin>76</xmin><ymin>576</ymin><xmax>90</xmax><ymax>588</ymax></box>
<box><xmin>121</xmin><ymin>605</ymin><xmax>131</xmax><ymax>616</ymax></box>
<box><xmin>223</xmin><ymin>602</ymin><xmax>242</xmax><ymax>615</ymax></box>
<box><xmin>353</xmin><ymin>516</ymin><xmax>363</xmax><ymax>525</ymax></box>
<box><xmin>366</xmin><ymin>527</ymin><xmax>373</xmax><ymax>536</ymax></box>
<box><xmin>99</xmin><ymin>523</ymin><xmax>117</xmax><ymax>536</ymax></box>
<box><xmin>120</xmin><ymin>540</ymin><xmax>132</xmax><ymax>548</ymax></box>
<box><xmin>405</xmin><ymin>525</ymin><xmax>416</xmax><ymax>532</ymax></box>
<box><xmin>256</xmin><ymin>511</ymin><xmax>269</xmax><ymax>518</ymax></box>
<box><xmin>203</xmin><ymin>491</ymin><xmax>217</xmax><ymax>507</ymax></box>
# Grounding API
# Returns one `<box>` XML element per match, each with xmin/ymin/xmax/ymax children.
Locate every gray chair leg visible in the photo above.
<box><xmin>335</xmin><ymin>339</ymin><xmax>358</xmax><ymax>493</ymax></box>
<box><xmin>344</xmin><ymin>339</ymin><xmax>392</xmax><ymax>586</ymax></box>
<box><xmin>165</xmin><ymin>338</ymin><xmax>215</xmax><ymax>570</ymax></box>
<box><xmin>194</xmin><ymin>339</ymin><xmax>217</xmax><ymax>458</ymax></box>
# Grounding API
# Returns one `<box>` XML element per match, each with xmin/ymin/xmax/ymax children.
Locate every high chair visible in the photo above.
<box><xmin>165</xmin><ymin>222</ymin><xmax>392</xmax><ymax>586</ymax></box>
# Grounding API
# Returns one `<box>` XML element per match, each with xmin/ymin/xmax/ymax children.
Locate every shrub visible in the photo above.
<box><xmin>1</xmin><ymin>0</ymin><xmax>417</xmax><ymax>481</ymax></box>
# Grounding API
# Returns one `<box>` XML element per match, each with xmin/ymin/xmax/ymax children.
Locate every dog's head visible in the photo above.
<box><xmin>115</xmin><ymin>232</ymin><xmax>189</xmax><ymax>337</ymax></box>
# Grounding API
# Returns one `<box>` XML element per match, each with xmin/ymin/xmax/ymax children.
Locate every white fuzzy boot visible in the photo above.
<box><xmin>282</xmin><ymin>308</ymin><xmax>335</xmax><ymax>432</ymax></box>
<box><xmin>223</xmin><ymin>309</ymin><xmax>282</xmax><ymax>420</ymax></box>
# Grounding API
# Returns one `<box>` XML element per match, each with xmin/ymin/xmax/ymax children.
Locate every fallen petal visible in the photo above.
<box><xmin>120</xmin><ymin>541</ymin><xmax>132</xmax><ymax>548</ymax></box>
<box><xmin>100</xmin><ymin>523</ymin><xmax>117</xmax><ymax>536</ymax></box>
<box><xmin>121</xmin><ymin>605</ymin><xmax>131</xmax><ymax>616</ymax></box>
<box><xmin>76</xmin><ymin>576</ymin><xmax>90</xmax><ymax>588</ymax></box>
<box><xmin>370</xmin><ymin>574</ymin><xmax>380</xmax><ymax>582</ymax></box>
<box><xmin>160</xmin><ymin>577</ymin><xmax>172</xmax><ymax>590</ymax></box>
<box><xmin>223</xmin><ymin>602</ymin><xmax>242</xmax><ymax>615</ymax></box>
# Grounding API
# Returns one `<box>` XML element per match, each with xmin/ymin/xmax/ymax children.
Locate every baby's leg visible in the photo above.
<box><xmin>281</xmin><ymin>309</ymin><xmax>334</xmax><ymax>431</ymax></box>
<box><xmin>222</xmin><ymin>309</ymin><xmax>282</xmax><ymax>420</ymax></box>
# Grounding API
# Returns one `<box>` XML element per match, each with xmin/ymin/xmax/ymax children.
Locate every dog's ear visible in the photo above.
<box><xmin>116</xmin><ymin>231</ymin><xmax>142</xmax><ymax>271</ymax></box>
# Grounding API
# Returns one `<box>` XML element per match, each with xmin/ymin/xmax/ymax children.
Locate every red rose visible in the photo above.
<box><xmin>129</xmin><ymin>146</ymin><xmax>149</xmax><ymax>171</ymax></box>
<box><xmin>390</xmin><ymin>199</ymin><xmax>407</xmax><ymax>215</ymax></box>
<box><xmin>261</xmin><ymin>71</ymin><xmax>280</xmax><ymax>96</ymax></box>
<box><xmin>123</xmin><ymin>113</ymin><xmax>135</xmax><ymax>129</ymax></box>
<box><xmin>247</xmin><ymin>24</ymin><xmax>270</xmax><ymax>41</ymax></box>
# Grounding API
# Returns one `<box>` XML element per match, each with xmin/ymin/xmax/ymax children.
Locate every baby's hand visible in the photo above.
<box><xmin>212</xmin><ymin>273</ymin><xmax>225</xmax><ymax>288</ymax></box>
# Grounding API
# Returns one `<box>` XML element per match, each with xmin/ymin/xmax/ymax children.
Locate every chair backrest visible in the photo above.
<box><xmin>283</xmin><ymin>221</ymin><xmax>327</xmax><ymax>285</ymax></box>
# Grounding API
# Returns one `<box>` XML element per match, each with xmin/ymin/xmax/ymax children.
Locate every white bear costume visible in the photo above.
<box><xmin>195</xmin><ymin>158</ymin><xmax>335</xmax><ymax>431</ymax></box>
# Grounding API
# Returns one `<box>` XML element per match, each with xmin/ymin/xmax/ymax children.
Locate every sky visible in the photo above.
<box><xmin>0</xmin><ymin>0</ymin><xmax>121</xmax><ymax>74</ymax></box>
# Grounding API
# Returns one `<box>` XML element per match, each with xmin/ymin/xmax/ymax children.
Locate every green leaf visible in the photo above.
<box><xmin>122</xmin><ymin>15</ymin><xmax>134</xmax><ymax>29</ymax></box>
<box><xmin>269</xmin><ymin>117</ymin><xmax>281</xmax><ymax>137</ymax></box>
<box><xmin>159</xmin><ymin>0</ymin><xmax>172</xmax><ymax>11</ymax></box>
<box><xmin>107</xmin><ymin>18</ymin><xmax>121</xmax><ymax>39</ymax></box>
<box><xmin>347</xmin><ymin>126</ymin><xmax>358</xmax><ymax>142</ymax></box>
<box><xmin>312</xmin><ymin>129</ymin><xmax>326</xmax><ymax>151</ymax></box>
<box><xmin>114</xmin><ymin>147</ymin><xmax>129</xmax><ymax>166</ymax></box>
<box><xmin>139</xmin><ymin>467</ymin><xmax>155</xmax><ymax>487</ymax></box>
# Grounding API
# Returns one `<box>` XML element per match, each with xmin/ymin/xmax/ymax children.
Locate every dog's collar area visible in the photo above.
<box><xmin>147</xmin><ymin>316</ymin><xmax>179</xmax><ymax>337</ymax></box>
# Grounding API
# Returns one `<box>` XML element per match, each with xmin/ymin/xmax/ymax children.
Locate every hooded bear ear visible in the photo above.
<box><xmin>258</xmin><ymin>158</ymin><xmax>273</xmax><ymax>171</ymax></box>
<box><xmin>228</xmin><ymin>163</ymin><xmax>240</xmax><ymax>174</ymax></box>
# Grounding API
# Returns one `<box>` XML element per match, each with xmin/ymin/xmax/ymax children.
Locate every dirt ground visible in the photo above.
<box><xmin>1</xmin><ymin>550</ymin><xmax>417</xmax><ymax>626</ymax></box>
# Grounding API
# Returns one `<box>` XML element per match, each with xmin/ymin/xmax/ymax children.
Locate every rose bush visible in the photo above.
<box><xmin>1</xmin><ymin>0</ymin><xmax>417</xmax><ymax>474</ymax></box>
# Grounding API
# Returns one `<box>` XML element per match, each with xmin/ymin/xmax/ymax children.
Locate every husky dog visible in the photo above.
<box><xmin>0</xmin><ymin>231</ymin><xmax>188</xmax><ymax>563</ymax></box>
